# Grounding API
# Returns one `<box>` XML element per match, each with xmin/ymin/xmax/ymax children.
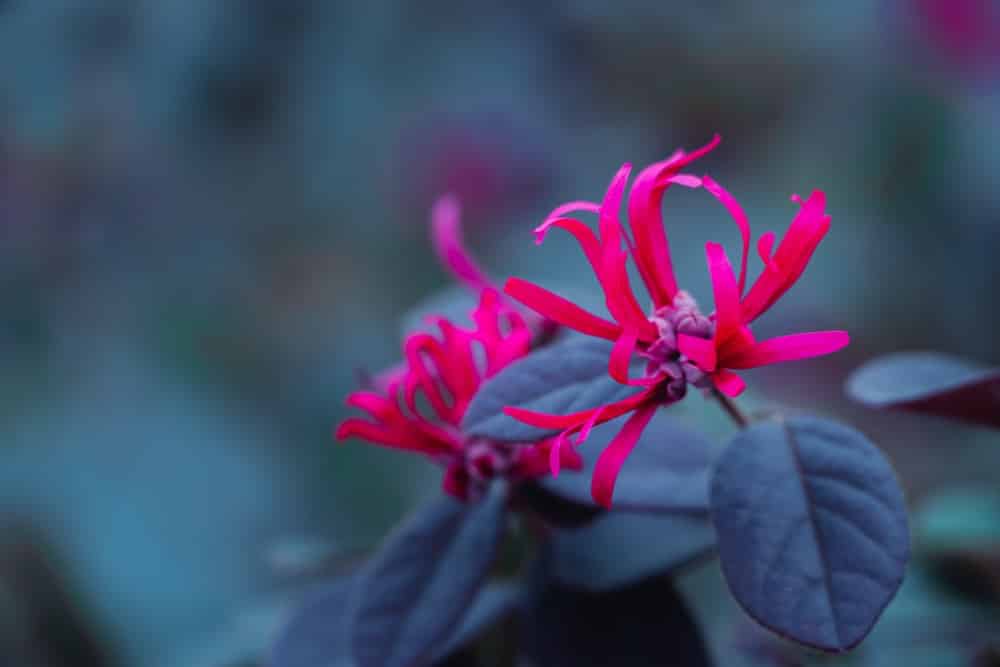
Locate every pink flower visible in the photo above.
<box><xmin>502</xmin><ymin>136</ymin><xmax>849</xmax><ymax>507</ymax></box>
<box><xmin>909</xmin><ymin>0</ymin><xmax>1000</xmax><ymax>74</ymax></box>
<box><xmin>337</xmin><ymin>199</ymin><xmax>580</xmax><ymax>500</ymax></box>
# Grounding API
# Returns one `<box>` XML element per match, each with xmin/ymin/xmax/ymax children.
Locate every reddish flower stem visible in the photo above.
<box><xmin>713</xmin><ymin>389</ymin><xmax>750</xmax><ymax>429</ymax></box>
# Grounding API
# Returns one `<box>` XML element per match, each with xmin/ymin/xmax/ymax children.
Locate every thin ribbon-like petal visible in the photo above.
<box><xmin>609</xmin><ymin>328</ymin><xmax>640</xmax><ymax>384</ymax></box>
<box><xmin>591</xmin><ymin>404</ymin><xmax>658</xmax><ymax>508</ymax></box>
<box><xmin>335</xmin><ymin>418</ymin><xmax>455</xmax><ymax>454</ymax></box>
<box><xmin>756</xmin><ymin>231</ymin><xmax>778</xmax><ymax>271</ymax></box>
<box><xmin>598</xmin><ymin>163</ymin><xmax>632</xmax><ymax>248</ymax></box>
<box><xmin>504</xmin><ymin>277</ymin><xmax>621</xmax><ymax>341</ymax></box>
<box><xmin>503</xmin><ymin>386</ymin><xmax>656</xmax><ymax>431</ymax></box>
<box><xmin>548</xmin><ymin>404</ymin><xmax>608</xmax><ymax>476</ymax></box>
<box><xmin>431</xmin><ymin>195</ymin><xmax>495</xmax><ymax>293</ymax></box>
<box><xmin>741</xmin><ymin>191</ymin><xmax>831</xmax><ymax>323</ymax></box>
<box><xmin>702</xmin><ymin>175</ymin><xmax>751</xmax><ymax>295</ymax></box>
<box><xmin>625</xmin><ymin>137</ymin><xmax>721</xmax><ymax>309</ymax></box>
<box><xmin>706</xmin><ymin>242</ymin><xmax>741</xmax><ymax>341</ymax></box>
<box><xmin>722</xmin><ymin>330</ymin><xmax>850</xmax><ymax>369</ymax></box>
<box><xmin>601</xmin><ymin>248</ymin><xmax>660</xmax><ymax>340</ymax></box>
<box><xmin>533</xmin><ymin>217</ymin><xmax>603</xmax><ymax>270</ymax></box>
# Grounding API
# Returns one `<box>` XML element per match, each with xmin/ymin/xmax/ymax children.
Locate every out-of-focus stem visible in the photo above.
<box><xmin>713</xmin><ymin>390</ymin><xmax>749</xmax><ymax>428</ymax></box>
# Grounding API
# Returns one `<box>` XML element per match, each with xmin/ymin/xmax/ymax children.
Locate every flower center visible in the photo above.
<box><xmin>644</xmin><ymin>290</ymin><xmax>715</xmax><ymax>400</ymax></box>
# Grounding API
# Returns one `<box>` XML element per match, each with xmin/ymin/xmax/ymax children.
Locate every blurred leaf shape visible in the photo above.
<box><xmin>523</xmin><ymin>564</ymin><xmax>712</xmax><ymax>667</ymax></box>
<box><xmin>463</xmin><ymin>338</ymin><xmax>640</xmax><ymax>442</ymax></box>
<box><xmin>271</xmin><ymin>577</ymin><xmax>520</xmax><ymax>667</ymax></box>
<box><xmin>539</xmin><ymin>412</ymin><xmax>715</xmax><ymax>515</ymax></box>
<box><xmin>349</xmin><ymin>483</ymin><xmax>508</xmax><ymax>667</ymax></box>
<box><xmin>269</xmin><ymin>578</ymin><xmax>353</xmax><ymax>667</ymax></box>
<box><xmin>847</xmin><ymin>351</ymin><xmax>1000</xmax><ymax>429</ymax></box>
<box><xmin>545</xmin><ymin>512</ymin><xmax>715</xmax><ymax>593</ymax></box>
<box><xmin>916</xmin><ymin>488</ymin><xmax>1000</xmax><ymax>604</ymax></box>
<box><xmin>710</xmin><ymin>416</ymin><xmax>910</xmax><ymax>652</ymax></box>
<box><xmin>860</xmin><ymin>567</ymin><xmax>1000</xmax><ymax>667</ymax></box>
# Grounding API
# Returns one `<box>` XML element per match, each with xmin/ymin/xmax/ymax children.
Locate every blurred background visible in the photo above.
<box><xmin>1</xmin><ymin>1</ymin><xmax>999</xmax><ymax>665</ymax></box>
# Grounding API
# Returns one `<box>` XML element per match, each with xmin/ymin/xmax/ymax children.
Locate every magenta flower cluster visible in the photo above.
<box><xmin>337</xmin><ymin>136</ymin><xmax>848</xmax><ymax>507</ymax></box>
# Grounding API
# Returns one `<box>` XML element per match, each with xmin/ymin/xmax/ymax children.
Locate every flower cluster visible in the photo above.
<box><xmin>335</xmin><ymin>197</ymin><xmax>579</xmax><ymax>500</ymax></box>
<box><xmin>502</xmin><ymin>136</ymin><xmax>849</xmax><ymax>506</ymax></box>
<box><xmin>338</xmin><ymin>136</ymin><xmax>849</xmax><ymax>508</ymax></box>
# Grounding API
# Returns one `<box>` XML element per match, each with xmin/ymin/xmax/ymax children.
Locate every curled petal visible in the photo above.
<box><xmin>543</xmin><ymin>200</ymin><xmax>601</xmax><ymax>227</ymax></box>
<box><xmin>598</xmin><ymin>163</ymin><xmax>632</xmax><ymax>248</ymax></box>
<box><xmin>706</xmin><ymin>242</ymin><xmax>741</xmax><ymax>341</ymax></box>
<box><xmin>702</xmin><ymin>175</ymin><xmax>751</xmax><ymax>295</ymax></box>
<box><xmin>548</xmin><ymin>431</ymin><xmax>570</xmax><ymax>477</ymax></box>
<box><xmin>626</xmin><ymin>162</ymin><xmax>679</xmax><ymax>305</ymax></box>
<box><xmin>591</xmin><ymin>404</ymin><xmax>658</xmax><ymax>508</ymax></box>
<box><xmin>503</xmin><ymin>386</ymin><xmax>656</xmax><ymax>432</ymax></box>
<box><xmin>601</xmin><ymin>248</ymin><xmax>660</xmax><ymax>340</ymax></box>
<box><xmin>722</xmin><ymin>330</ymin><xmax>850</xmax><ymax>369</ymax></box>
<box><xmin>625</xmin><ymin>136</ymin><xmax>720</xmax><ymax>308</ymax></box>
<box><xmin>547</xmin><ymin>401</ymin><xmax>607</xmax><ymax>477</ymax></box>
<box><xmin>741</xmin><ymin>191</ymin><xmax>831</xmax><ymax>323</ymax></box>
<box><xmin>667</xmin><ymin>134</ymin><xmax>722</xmax><ymax>172</ymax></box>
<box><xmin>514</xmin><ymin>438</ymin><xmax>583</xmax><ymax>479</ymax></box>
<box><xmin>712</xmin><ymin>369</ymin><xmax>746</xmax><ymax>397</ymax></box>
<box><xmin>532</xmin><ymin>217</ymin><xmax>603</xmax><ymax>270</ymax></box>
<box><xmin>404</xmin><ymin>334</ymin><xmax>454</xmax><ymax>420</ymax></box>
<box><xmin>665</xmin><ymin>173</ymin><xmax>702</xmax><ymax>188</ymax></box>
<box><xmin>609</xmin><ymin>328</ymin><xmax>640</xmax><ymax>384</ymax></box>
<box><xmin>504</xmin><ymin>277</ymin><xmax>621</xmax><ymax>341</ymax></box>
<box><xmin>756</xmin><ymin>231</ymin><xmax>778</xmax><ymax>271</ymax></box>
<box><xmin>335</xmin><ymin>418</ymin><xmax>455</xmax><ymax>454</ymax></box>
<box><xmin>472</xmin><ymin>290</ymin><xmax>532</xmax><ymax>377</ymax></box>
<box><xmin>431</xmin><ymin>195</ymin><xmax>495</xmax><ymax>293</ymax></box>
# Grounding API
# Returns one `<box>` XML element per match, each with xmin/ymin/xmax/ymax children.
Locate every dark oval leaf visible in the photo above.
<box><xmin>847</xmin><ymin>352</ymin><xmax>1000</xmax><ymax>429</ymax></box>
<box><xmin>523</xmin><ymin>559</ymin><xmax>712</xmax><ymax>667</ymax></box>
<box><xmin>710</xmin><ymin>416</ymin><xmax>910</xmax><ymax>652</ymax></box>
<box><xmin>462</xmin><ymin>338</ymin><xmax>640</xmax><ymax>441</ymax></box>
<box><xmin>546</xmin><ymin>512</ymin><xmax>715</xmax><ymax>592</ymax></box>
<box><xmin>271</xmin><ymin>579</ymin><xmax>520</xmax><ymax>667</ymax></box>
<box><xmin>540</xmin><ymin>412</ymin><xmax>715</xmax><ymax>515</ymax></box>
<box><xmin>350</xmin><ymin>484</ymin><xmax>508</xmax><ymax>667</ymax></box>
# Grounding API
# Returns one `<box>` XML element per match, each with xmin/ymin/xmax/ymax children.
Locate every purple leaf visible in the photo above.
<box><xmin>539</xmin><ymin>413</ymin><xmax>714</xmax><ymax>515</ymax></box>
<box><xmin>349</xmin><ymin>483</ymin><xmax>508</xmax><ymax>667</ymax></box>
<box><xmin>271</xmin><ymin>578</ymin><xmax>519</xmax><ymax>667</ymax></box>
<box><xmin>545</xmin><ymin>512</ymin><xmax>714</xmax><ymax>592</ymax></box>
<box><xmin>463</xmin><ymin>337</ymin><xmax>640</xmax><ymax>441</ymax></box>
<box><xmin>710</xmin><ymin>416</ymin><xmax>909</xmax><ymax>652</ymax></box>
<box><xmin>847</xmin><ymin>352</ymin><xmax>1000</xmax><ymax>429</ymax></box>
<box><xmin>270</xmin><ymin>578</ymin><xmax>353</xmax><ymax>667</ymax></box>
<box><xmin>433</xmin><ymin>582</ymin><xmax>521</xmax><ymax>661</ymax></box>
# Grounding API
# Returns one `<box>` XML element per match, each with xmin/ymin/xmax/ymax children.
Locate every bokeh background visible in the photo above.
<box><xmin>2</xmin><ymin>2</ymin><xmax>1000</xmax><ymax>665</ymax></box>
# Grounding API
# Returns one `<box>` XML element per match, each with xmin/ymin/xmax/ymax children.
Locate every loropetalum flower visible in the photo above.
<box><xmin>336</xmin><ymin>198</ymin><xmax>580</xmax><ymax>500</ymax></box>
<box><xmin>502</xmin><ymin>136</ymin><xmax>850</xmax><ymax>507</ymax></box>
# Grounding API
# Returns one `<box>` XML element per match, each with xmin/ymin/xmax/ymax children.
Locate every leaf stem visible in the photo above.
<box><xmin>713</xmin><ymin>390</ymin><xmax>750</xmax><ymax>428</ymax></box>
